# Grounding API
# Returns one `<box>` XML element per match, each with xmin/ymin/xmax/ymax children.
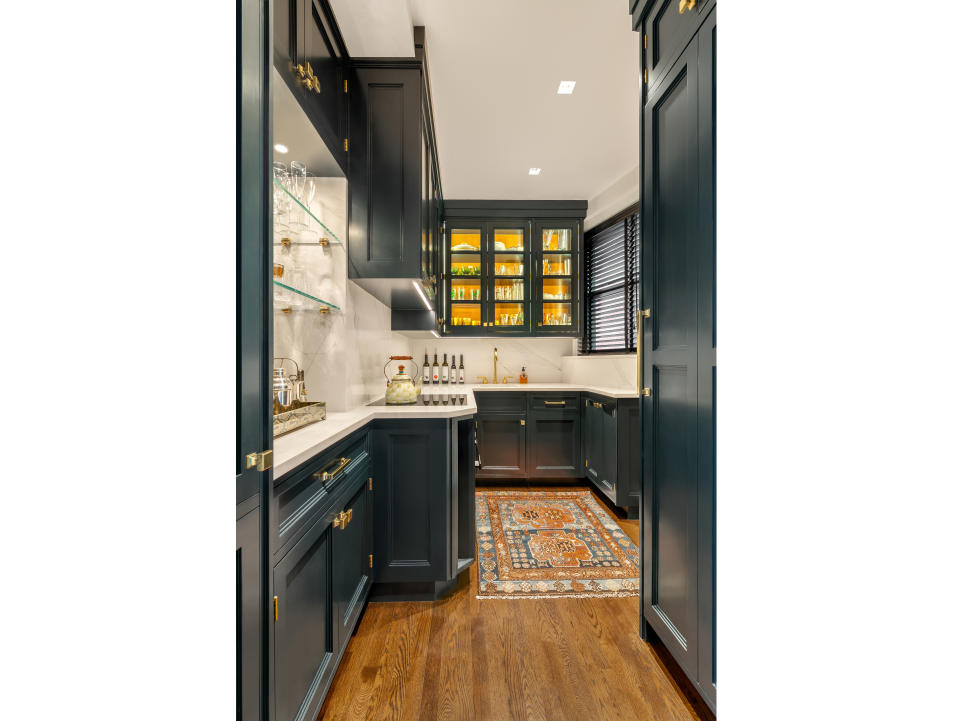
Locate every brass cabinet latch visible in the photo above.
<box><xmin>246</xmin><ymin>450</ymin><xmax>273</xmax><ymax>472</ymax></box>
<box><xmin>369</xmin><ymin>554</ymin><xmax>373</xmax><ymax>569</ymax></box>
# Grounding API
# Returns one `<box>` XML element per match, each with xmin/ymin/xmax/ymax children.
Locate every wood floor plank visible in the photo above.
<box><xmin>318</xmin><ymin>485</ymin><xmax>711</xmax><ymax>721</ymax></box>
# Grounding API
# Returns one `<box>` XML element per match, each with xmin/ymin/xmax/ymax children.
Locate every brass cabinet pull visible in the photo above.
<box><xmin>591</xmin><ymin>401</ymin><xmax>603</xmax><ymax>409</ymax></box>
<box><xmin>637</xmin><ymin>309</ymin><xmax>652</xmax><ymax>397</ymax></box>
<box><xmin>679</xmin><ymin>0</ymin><xmax>696</xmax><ymax>14</ymax></box>
<box><xmin>314</xmin><ymin>456</ymin><xmax>351</xmax><ymax>482</ymax></box>
<box><xmin>544</xmin><ymin>400</ymin><xmax>566</xmax><ymax>406</ymax></box>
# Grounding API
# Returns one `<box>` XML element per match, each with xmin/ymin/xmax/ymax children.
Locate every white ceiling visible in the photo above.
<box><xmin>330</xmin><ymin>0</ymin><xmax>639</xmax><ymax>202</ymax></box>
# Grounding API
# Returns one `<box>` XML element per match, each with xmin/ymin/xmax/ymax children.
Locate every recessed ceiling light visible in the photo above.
<box><xmin>557</xmin><ymin>81</ymin><xmax>576</xmax><ymax>95</ymax></box>
<box><xmin>274</xmin><ymin>143</ymin><xmax>288</xmax><ymax>153</ymax></box>
<box><xmin>529</xmin><ymin>168</ymin><xmax>542</xmax><ymax>176</ymax></box>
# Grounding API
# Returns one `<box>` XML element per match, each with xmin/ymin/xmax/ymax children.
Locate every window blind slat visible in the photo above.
<box><xmin>581</xmin><ymin>209</ymin><xmax>640</xmax><ymax>353</ymax></box>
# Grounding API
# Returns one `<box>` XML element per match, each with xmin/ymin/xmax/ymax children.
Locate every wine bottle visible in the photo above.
<box><xmin>432</xmin><ymin>351</ymin><xmax>440</xmax><ymax>384</ymax></box>
<box><xmin>458</xmin><ymin>354</ymin><xmax>465</xmax><ymax>384</ymax></box>
<box><xmin>441</xmin><ymin>353</ymin><xmax>449</xmax><ymax>383</ymax></box>
<box><xmin>423</xmin><ymin>352</ymin><xmax>430</xmax><ymax>385</ymax></box>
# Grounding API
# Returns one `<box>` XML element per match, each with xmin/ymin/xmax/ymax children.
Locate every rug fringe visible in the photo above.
<box><xmin>475</xmin><ymin>591</ymin><xmax>639</xmax><ymax>600</ymax></box>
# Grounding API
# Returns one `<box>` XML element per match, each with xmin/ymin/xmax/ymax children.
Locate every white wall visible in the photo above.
<box><xmin>561</xmin><ymin>353</ymin><xmax>636</xmax><ymax>391</ymax></box>
<box><xmin>273</xmin><ymin>178</ymin><xmax>411</xmax><ymax>412</ymax></box>
<box><xmin>413</xmin><ymin>337</ymin><xmax>574</xmax><ymax>384</ymax></box>
<box><xmin>584</xmin><ymin>164</ymin><xmax>639</xmax><ymax>230</ymax></box>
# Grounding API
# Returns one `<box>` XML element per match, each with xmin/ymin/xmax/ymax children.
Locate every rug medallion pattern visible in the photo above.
<box><xmin>475</xmin><ymin>490</ymin><xmax>640</xmax><ymax>598</ymax></box>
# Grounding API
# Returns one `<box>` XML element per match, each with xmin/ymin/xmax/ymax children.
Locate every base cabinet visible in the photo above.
<box><xmin>372</xmin><ymin>421</ymin><xmax>449</xmax><ymax>583</ymax></box>
<box><xmin>527</xmin><ymin>410</ymin><xmax>580</xmax><ymax>478</ymax></box>
<box><xmin>273</xmin><ymin>511</ymin><xmax>336</xmax><ymax>721</ymax></box>
<box><xmin>476</xmin><ymin>413</ymin><xmax>527</xmax><ymax>478</ymax></box>
<box><xmin>271</xmin><ymin>434</ymin><xmax>373</xmax><ymax>721</ymax></box>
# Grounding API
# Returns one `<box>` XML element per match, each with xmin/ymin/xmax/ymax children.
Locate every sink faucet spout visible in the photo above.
<box><xmin>493</xmin><ymin>347</ymin><xmax>498</xmax><ymax>384</ymax></box>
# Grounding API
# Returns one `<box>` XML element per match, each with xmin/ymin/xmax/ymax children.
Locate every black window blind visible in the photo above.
<box><xmin>581</xmin><ymin>208</ymin><xmax>639</xmax><ymax>353</ymax></box>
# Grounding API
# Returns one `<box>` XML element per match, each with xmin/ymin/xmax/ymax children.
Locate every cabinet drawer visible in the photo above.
<box><xmin>529</xmin><ymin>393</ymin><xmax>578</xmax><ymax>412</ymax></box>
<box><xmin>275</xmin><ymin>431</ymin><xmax>370</xmax><ymax>551</ymax></box>
<box><xmin>474</xmin><ymin>391</ymin><xmax>526</xmax><ymax>413</ymax></box>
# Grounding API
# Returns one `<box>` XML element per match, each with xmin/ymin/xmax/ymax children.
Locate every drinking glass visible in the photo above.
<box><xmin>288</xmin><ymin>162</ymin><xmax>308</xmax><ymax>230</ymax></box>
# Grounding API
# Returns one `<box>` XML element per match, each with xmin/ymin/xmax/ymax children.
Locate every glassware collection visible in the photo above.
<box><xmin>271</xmin><ymin>160</ymin><xmax>339</xmax><ymax>314</ymax></box>
<box><xmin>420</xmin><ymin>350</ymin><xmax>467</xmax><ymax>405</ymax></box>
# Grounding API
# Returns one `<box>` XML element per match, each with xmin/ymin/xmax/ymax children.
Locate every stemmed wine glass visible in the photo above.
<box><xmin>299</xmin><ymin>171</ymin><xmax>318</xmax><ymax>240</ymax></box>
<box><xmin>272</xmin><ymin>162</ymin><xmax>291</xmax><ymax>239</ymax></box>
<box><xmin>289</xmin><ymin>161</ymin><xmax>307</xmax><ymax>231</ymax></box>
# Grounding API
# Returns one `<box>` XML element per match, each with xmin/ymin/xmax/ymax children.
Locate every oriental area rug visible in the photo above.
<box><xmin>475</xmin><ymin>490</ymin><xmax>640</xmax><ymax>599</ymax></box>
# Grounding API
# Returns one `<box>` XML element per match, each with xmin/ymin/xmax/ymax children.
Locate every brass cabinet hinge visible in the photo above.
<box><xmin>246</xmin><ymin>449</ymin><xmax>273</xmax><ymax>472</ymax></box>
<box><xmin>273</xmin><ymin>596</ymin><xmax>278</xmax><ymax>621</ymax></box>
<box><xmin>368</xmin><ymin>477</ymin><xmax>373</xmax><ymax>491</ymax></box>
<box><xmin>344</xmin><ymin>138</ymin><xmax>349</xmax><ymax>152</ymax></box>
<box><xmin>369</xmin><ymin>554</ymin><xmax>373</xmax><ymax>569</ymax></box>
<box><xmin>585</xmin><ymin>459</ymin><xmax>589</xmax><ymax>468</ymax></box>
<box><xmin>344</xmin><ymin>78</ymin><xmax>348</xmax><ymax>93</ymax></box>
<box><xmin>640</xmin><ymin>387</ymin><xmax>652</xmax><ymax>397</ymax></box>
<box><xmin>643</xmin><ymin>68</ymin><xmax>648</xmax><ymax>84</ymax></box>
<box><xmin>643</xmin><ymin>34</ymin><xmax>647</xmax><ymax>50</ymax></box>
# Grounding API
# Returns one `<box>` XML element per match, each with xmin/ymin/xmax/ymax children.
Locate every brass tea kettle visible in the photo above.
<box><xmin>384</xmin><ymin>355</ymin><xmax>422</xmax><ymax>405</ymax></box>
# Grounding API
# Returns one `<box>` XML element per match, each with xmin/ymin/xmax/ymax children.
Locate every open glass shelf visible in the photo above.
<box><xmin>273</xmin><ymin>178</ymin><xmax>343</xmax><ymax>247</ymax></box>
<box><xmin>273</xmin><ymin>280</ymin><xmax>340</xmax><ymax>313</ymax></box>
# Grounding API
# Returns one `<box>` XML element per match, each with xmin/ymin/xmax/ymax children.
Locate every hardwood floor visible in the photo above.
<box><xmin>318</xmin><ymin>485</ymin><xmax>713</xmax><ymax>721</ymax></box>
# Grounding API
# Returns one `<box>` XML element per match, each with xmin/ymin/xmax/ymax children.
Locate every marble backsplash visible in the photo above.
<box><xmin>412</xmin><ymin>338</ymin><xmax>574</xmax><ymax>385</ymax></box>
<box><xmin>273</xmin><ymin>178</ymin><xmax>411</xmax><ymax>412</ymax></box>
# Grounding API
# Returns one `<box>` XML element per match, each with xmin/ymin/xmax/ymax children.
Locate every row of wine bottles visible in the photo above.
<box><xmin>422</xmin><ymin>350</ymin><xmax>465</xmax><ymax>384</ymax></box>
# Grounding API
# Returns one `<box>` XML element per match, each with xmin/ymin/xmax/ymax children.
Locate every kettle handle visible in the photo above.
<box><xmin>384</xmin><ymin>357</ymin><xmax>420</xmax><ymax>382</ymax></box>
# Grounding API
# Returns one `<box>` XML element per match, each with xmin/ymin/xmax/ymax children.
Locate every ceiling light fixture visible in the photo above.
<box><xmin>557</xmin><ymin>81</ymin><xmax>576</xmax><ymax>94</ymax></box>
<box><xmin>412</xmin><ymin>280</ymin><xmax>433</xmax><ymax>311</ymax></box>
<box><xmin>274</xmin><ymin>143</ymin><xmax>289</xmax><ymax>153</ymax></box>
<box><xmin>529</xmin><ymin>168</ymin><xmax>542</xmax><ymax>176</ymax></box>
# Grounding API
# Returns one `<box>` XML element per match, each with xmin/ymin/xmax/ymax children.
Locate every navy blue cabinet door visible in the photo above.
<box><xmin>238</xmin><ymin>0</ymin><xmax>270</xmax><ymax>718</ymax></box>
<box><xmin>237</xmin><ymin>506</ymin><xmax>261</xmax><ymax>721</ymax></box>
<box><xmin>476</xmin><ymin>413</ymin><xmax>527</xmax><ymax>477</ymax></box>
<box><xmin>332</xmin><ymin>475</ymin><xmax>372</xmax><ymax>648</ymax></box>
<box><xmin>527</xmin><ymin>410</ymin><xmax>580</xmax><ymax>478</ymax></box>
<box><xmin>695</xmin><ymin>9</ymin><xmax>717</xmax><ymax>708</ymax></box>
<box><xmin>296</xmin><ymin>0</ymin><xmax>347</xmax><ymax>171</ymax></box>
<box><xmin>348</xmin><ymin>65</ymin><xmax>423</xmax><ymax>280</ymax></box>
<box><xmin>641</xmin><ymin>35</ymin><xmax>701</xmax><ymax>679</ymax></box>
<box><xmin>372</xmin><ymin>422</ymin><xmax>449</xmax><ymax>582</ymax></box>
<box><xmin>273</xmin><ymin>515</ymin><xmax>336</xmax><ymax>721</ymax></box>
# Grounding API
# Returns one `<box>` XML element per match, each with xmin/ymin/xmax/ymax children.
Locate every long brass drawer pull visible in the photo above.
<box><xmin>314</xmin><ymin>456</ymin><xmax>351</xmax><ymax>483</ymax></box>
<box><xmin>637</xmin><ymin>308</ymin><xmax>652</xmax><ymax>398</ymax></box>
<box><xmin>544</xmin><ymin>400</ymin><xmax>566</xmax><ymax>406</ymax></box>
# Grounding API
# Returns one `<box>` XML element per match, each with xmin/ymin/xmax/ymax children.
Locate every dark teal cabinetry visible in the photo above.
<box><xmin>441</xmin><ymin>202</ymin><xmax>586</xmax><ymax>337</ymax></box>
<box><xmin>348</xmin><ymin>28</ymin><xmax>444</xmax><ymax>315</ymax></box>
<box><xmin>371</xmin><ymin>421</ymin><xmax>449</xmax><ymax>583</ymax></box>
<box><xmin>270</xmin><ymin>431</ymin><xmax>373</xmax><ymax>721</ymax></box>
<box><xmin>273</xmin><ymin>0</ymin><xmax>349</xmax><ymax>174</ymax></box>
<box><xmin>236</xmin><ymin>500</ymin><xmax>262</xmax><ymax>721</ymax></box>
<box><xmin>581</xmin><ymin>394</ymin><xmax>640</xmax><ymax>510</ymax></box>
<box><xmin>475</xmin><ymin>391</ymin><xmax>638</xmax><ymax>512</ymax></box>
<box><xmin>371</xmin><ymin>417</ymin><xmax>476</xmax><ymax>598</ymax></box>
<box><xmin>635</xmin><ymin>0</ymin><xmax>716</xmax><ymax>711</ymax></box>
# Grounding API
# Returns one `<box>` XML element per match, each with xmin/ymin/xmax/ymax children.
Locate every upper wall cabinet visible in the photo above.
<box><xmin>633</xmin><ymin>0</ymin><xmax>715</xmax><ymax>95</ymax></box>
<box><xmin>274</xmin><ymin>0</ymin><xmax>349</xmax><ymax>173</ymax></box>
<box><xmin>442</xmin><ymin>201</ymin><xmax>585</xmax><ymax>338</ymax></box>
<box><xmin>347</xmin><ymin>28</ymin><xmax>443</xmax><ymax>313</ymax></box>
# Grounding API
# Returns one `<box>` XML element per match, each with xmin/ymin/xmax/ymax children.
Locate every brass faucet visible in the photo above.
<box><xmin>493</xmin><ymin>347</ymin><xmax>498</xmax><ymax>384</ymax></box>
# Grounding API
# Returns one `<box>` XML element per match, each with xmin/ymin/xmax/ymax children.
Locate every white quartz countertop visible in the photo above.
<box><xmin>273</xmin><ymin>382</ymin><xmax>636</xmax><ymax>479</ymax></box>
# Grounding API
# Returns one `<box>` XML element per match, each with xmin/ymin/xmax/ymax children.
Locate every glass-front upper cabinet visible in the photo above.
<box><xmin>488</xmin><ymin>222</ymin><xmax>530</xmax><ymax>334</ymax></box>
<box><xmin>446</xmin><ymin>224</ymin><xmax>485</xmax><ymax>334</ymax></box>
<box><xmin>534</xmin><ymin>220</ymin><xmax>579</xmax><ymax>335</ymax></box>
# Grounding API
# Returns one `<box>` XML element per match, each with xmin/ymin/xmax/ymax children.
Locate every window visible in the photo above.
<box><xmin>580</xmin><ymin>205</ymin><xmax>639</xmax><ymax>353</ymax></box>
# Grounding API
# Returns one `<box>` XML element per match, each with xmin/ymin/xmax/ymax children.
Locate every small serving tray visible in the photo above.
<box><xmin>273</xmin><ymin>400</ymin><xmax>326</xmax><ymax>437</ymax></box>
